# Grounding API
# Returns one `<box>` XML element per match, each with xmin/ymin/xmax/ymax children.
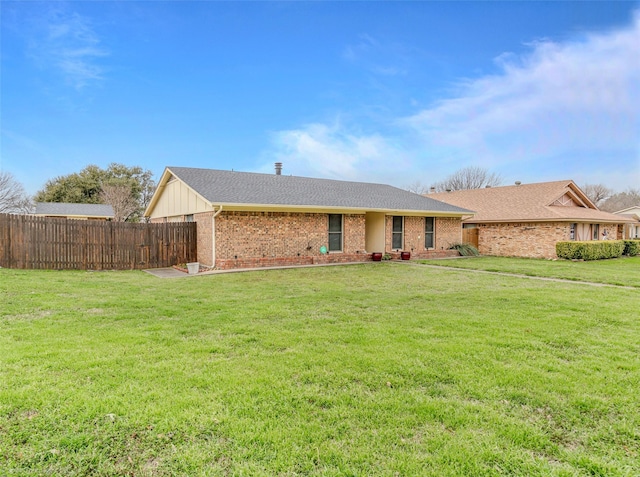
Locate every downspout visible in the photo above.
<box><xmin>211</xmin><ymin>205</ymin><xmax>223</xmax><ymax>267</ymax></box>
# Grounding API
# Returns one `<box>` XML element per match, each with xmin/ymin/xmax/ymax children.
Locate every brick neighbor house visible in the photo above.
<box><xmin>430</xmin><ymin>180</ymin><xmax>634</xmax><ymax>259</ymax></box>
<box><xmin>144</xmin><ymin>166</ymin><xmax>473</xmax><ymax>269</ymax></box>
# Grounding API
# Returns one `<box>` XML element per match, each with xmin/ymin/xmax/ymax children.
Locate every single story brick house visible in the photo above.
<box><xmin>613</xmin><ymin>206</ymin><xmax>640</xmax><ymax>239</ymax></box>
<box><xmin>430</xmin><ymin>180</ymin><xmax>634</xmax><ymax>259</ymax></box>
<box><xmin>34</xmin><ymin>202</ymin><xmax>115</xmax><ymax>221</ymax></box>
<box><xmin>144</xmin><ymin>166</ymin><xmax>473</xmax><ymax>269</ymax></box>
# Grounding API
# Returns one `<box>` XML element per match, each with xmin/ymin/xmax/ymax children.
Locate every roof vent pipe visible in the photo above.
<box><xmin>275</xmin><ymin>162</ymin><xmax>283</xmax><ymax>175</ymax></box>
<box><xmin>515</xmin><ymin>181</ymin><xmax>521</xmax><ymax>186</ymax></box>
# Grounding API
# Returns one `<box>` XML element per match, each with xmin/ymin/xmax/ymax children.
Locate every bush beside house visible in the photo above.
<box><xmin>623</xmin><ymin>240</ymin><xmax>640</xmax><ymax>256</ymax></box>
<box><xmin>556</xmin><ymin>240</ymin><xmax>625</xmax><ymax>260</ymax></box>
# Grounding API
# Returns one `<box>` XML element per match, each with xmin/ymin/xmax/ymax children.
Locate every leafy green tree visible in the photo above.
<box><xmin>34</xmin><ymin>163</ymin><xmax>156</xmax><ymax>222</ymax></box>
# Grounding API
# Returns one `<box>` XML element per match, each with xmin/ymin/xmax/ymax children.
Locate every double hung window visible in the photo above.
<box><xmin>328</xmin><ymin>214</ymin><xmax>343</xmax><ymax>252</ymax></box>
<box><xmin>425</xmin><ymin>217</ymin><xmax>435</xmax><ymax>249</ymax></box>
<box><xmin>392</xmin><ymin>216</ymin><xmax>403</xmax><ymax>250</ymax></box>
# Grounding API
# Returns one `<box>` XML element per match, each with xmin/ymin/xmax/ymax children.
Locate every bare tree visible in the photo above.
<box><xmin>582</xmin><ymin>183</ymin><xmax>612</xmax><ymax>207</ymax></box>
<box><xmin>404</xmin><ymin>180</ymin><xmax>430</xmax><ymax>195</ymax></box>
<box><xmin>0</xmin><ymin>171</ymin><xmax>32</xmax><ymax>214</ymax></box>
<box><xmin>599</xmin><ymin>188</ymin><xmax>640</xmax><ymax>212</ymax></box>
<box><xmin>431</xmin><ymin>166</ymin><xmax>503</xmax><ymax>192</ymax></box>
<box><xmin>99</xmin><ymin>184</ymin><xmax>139</xmax><ymax>222</ymax></box>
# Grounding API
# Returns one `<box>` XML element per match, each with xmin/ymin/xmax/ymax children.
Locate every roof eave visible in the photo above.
<box><xmin>463</xmin><ymin>217</ymin><xmax>633</xmax><ymax>224</ymax></box>
<box><xmin>213</xmin><ymin>202</ymin><xmax>472</xmax><ymax>216</ymax></box>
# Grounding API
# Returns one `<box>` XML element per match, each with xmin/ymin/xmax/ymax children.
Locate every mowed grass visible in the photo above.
<box><xmin>420</xmin><ymin>256</ymin><xmax>640</xmax><ymax>288</ymax></box>
<box><xmin>1</xmin><ymin>263</ymin><xmax>639</xmax><ymax>476</ymax></box>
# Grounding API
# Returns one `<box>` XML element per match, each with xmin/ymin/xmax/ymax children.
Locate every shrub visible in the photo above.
<box><xmin>556</xmin><ymin>240</ymin><xmax>625</xmax><ymax>260</ymax></box>
<box><xmin>448</xmin><ymin>242</ymin><xmax>480</xmax><ymax>257</ymax></box>
<box><xmin>623</xmin><ymin>240</ymin><xmax>640</xmax><ymax>256</ymax></box>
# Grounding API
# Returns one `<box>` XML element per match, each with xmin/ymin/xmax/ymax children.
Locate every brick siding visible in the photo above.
<box><xmin>477</xmin><ymin>222</ymin><xmax>621</xmax><ymax>259</ymax></box>
<box><xmin>213</xmin><ymin>211</ymin><xmax>368</xmax><ymax>269</ymax></box>
<box><xmin>161</xmin><ymin>211</ymin><xmax>463</xmax><ymax>269</ymax></box>
<box><xmin>194</xmin><ymin>211</ymin><xmax>215</xmax><ymax>266</ymax></box>
<box><xmin>385</xmin><ymin>216</ymin><xmax>462</xmax><ymax>258</ymax></box>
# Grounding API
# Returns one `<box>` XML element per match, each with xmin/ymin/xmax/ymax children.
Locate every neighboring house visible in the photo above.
<box><xmin>34</xmin><ymin>202</ymin><xmax>115</xmax><ymax>221</ymax></box>
<box><xmin>430</xmin><ymin>180</ymin><xmax>633</xmax><ymax>259</ymax></box>
<box><xmin>144</xmin><ymin>166</ymin><xmax>473</xmax><ymax>269</ymax></box>
<box><xmin>613</xmin><ymin>206</ymin><xmax>640</xmax><ymax>239</ymax></box>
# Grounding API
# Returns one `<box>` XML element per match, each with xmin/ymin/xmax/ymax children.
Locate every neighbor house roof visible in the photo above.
<box><xmin>613</xmin><ymin>205</ymin><xmax>640</xmax><ymax>215</ymax></box>
<box><xmin>430</xmin><ymin>180</ymin><xmax>633</xmax><ymax>224</ymax></box>
<box><xmin>34</xmin><ymin>202</ymin><xmax>115</xmax><ymax>219</ymax></box>
<box><xmin>146</xmin><ymin>166</ymin><xmax>473</xmax><ymax>216</ymax></box>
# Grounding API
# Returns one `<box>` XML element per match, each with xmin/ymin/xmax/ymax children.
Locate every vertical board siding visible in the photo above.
<box><xmin>0</xmin><ymin>214</ymin><xmax>197</xmax><ymax>270</ymax></box>
<box><xmin>462</xmin><ymin>228</ymin><xmax>479</xmax><ymax>248</ymax></box>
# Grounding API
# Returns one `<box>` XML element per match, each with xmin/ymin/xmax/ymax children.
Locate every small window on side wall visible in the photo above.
<box><xmin>392</xmin><ymin>216</ymin><xmax>403</xmax><ymax>250</ymax></box>
<box><xmin>592</xmin><ymin>224</ymin><xmax>599</xmax><ymax>240</ymax></box>
<box><xmin>570</xmin><ymin>223</ymin><xmax>576</xmax><ymax>241</ymax></box>
<box><xmin>425</xmin><ymin>217</ymin><xmax>435</xmax><ymax>249</ymax></box>
<box><xmin>328</xmin><ymin>214</ymin><xmax>343</xmax><ymax>252</ymax></box>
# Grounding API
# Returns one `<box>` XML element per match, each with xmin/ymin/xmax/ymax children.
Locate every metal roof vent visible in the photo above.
<box><xmin>275</xmin><ymin>162</ymin><xmax>283</xmax><ymax>175</ymax></box>
<box><xmin>515</xmin><ymin>181</ymin><xmax>522</xmax><ymax>186</ymax></box>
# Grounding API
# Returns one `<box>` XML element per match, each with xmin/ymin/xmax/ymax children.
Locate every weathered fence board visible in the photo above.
<box><xmin>462</xmin><ymin>227</ymin><xmax>479</xmax><ymax>249</ymax></box>
<box><xmin>0</xmin><ymin>214</ymin><xmax>197</xmax><ymax>270</ymax></box>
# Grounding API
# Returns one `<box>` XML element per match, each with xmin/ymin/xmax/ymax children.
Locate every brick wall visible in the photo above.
<box><xmin>155</xmin><ymin>212</ymin><xmax>464</xmax><ymax>269</ymax></box>
<box><xmin>385</xmin><ymin>216</ymin><xmax>462</xmax><ymax>257</ymax></box>
<box><xmin>435</xmin><ymin>217</ymin><xmax>463</xmax><ymax>251</ymax></box>
<box><xmin>194</xmin><ymin>211</ymin><xmax>215</xmax><ymax>266</ymax></box>
<box><xmin>477</xmin><ymin>222</ymin><xmax>620</xmax><ymax>258</ymax></box>
<box><xmin>213</xmin><ymin>211</ymin><xmax>369</xmax><ymax>269</ymax></box>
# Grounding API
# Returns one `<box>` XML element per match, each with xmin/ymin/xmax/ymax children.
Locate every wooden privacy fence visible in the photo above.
<box><xmin>462</xmin><ymin>227</ymin><xmax>479</xmax><ymax>249</ymax></box>
<box><xmin>0</xmin><ymin>214</ymin><xmax>197</xmax><ymax>270</ymax></box>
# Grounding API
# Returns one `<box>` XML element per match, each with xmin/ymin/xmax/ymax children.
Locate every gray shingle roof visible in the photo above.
<box><xmin>35</xmin><ymin>202</ymin><xmax>115</xmax><ymax>218</ymax></box>
<box><xmin>167</xmin><ymin>167</ymin><xmax>472</xmax><ymax>214</ymax></box>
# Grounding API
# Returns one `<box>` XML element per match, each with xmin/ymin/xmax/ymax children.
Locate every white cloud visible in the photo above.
<box><xmin>28</xmin><ymin>8</ymin><xmax>109</xmax><ymax>90</ymax></box>
<box><xmin>404</xmin><ymin>11</ymin><xmax>640</xmax><ymax>172</ymax></box>
<box><xmin>267</xmin><ymin>122</ymin><xmax>408</xmax><ymax>182</ymax></box>
<box><xmin>266</xmin><ymin>11</ymin><xmax>640</xmax><ymax>191</ymax></box>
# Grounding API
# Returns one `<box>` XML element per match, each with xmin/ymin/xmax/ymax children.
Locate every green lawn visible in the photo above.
<box><xmin>420</xmin><ymin>255</ymin><xmax>640</xmax><ymax>288</ymax></box>
<box><xmin>1</xmin><ymin>263</ymin><xmax>639</xmax><ymax>476</ymax></box>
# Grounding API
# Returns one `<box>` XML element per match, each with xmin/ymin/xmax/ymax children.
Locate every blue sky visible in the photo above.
<box><xmin>2</xmin><ymin>1</ymin><xmax>639</xmax><ymax>195</ymax></box>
